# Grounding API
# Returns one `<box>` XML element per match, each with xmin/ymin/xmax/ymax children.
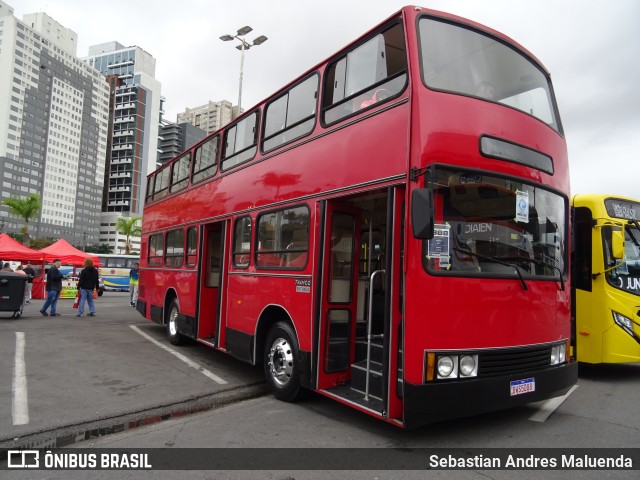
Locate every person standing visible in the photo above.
<box><xmin>129</xmin><ymin>262</ymin><xmax>140</xmax><ymax>307</ymax></box>
<box><xmin>14</xmin><ymin>265</ymin><xmax>27</xmax><ymax>310</ymax></box>
<box><xmin>1</xmin><ymin>262</ymin><xmax>13</xmax><ymax>272</ymax></box>
<box><xmin>23</xmin><ymin>262</ymin><xmax>36</xmax><ymax>304</ymax></box>
<box><xmin>40</xmin><ymin>259</ymin><xmax>62</xmax><ymax>316</ymax></box>
<box><xmin>77</xmin><ymin>258</ymin><xmax>100</xmax><ymax>317</ymax></box>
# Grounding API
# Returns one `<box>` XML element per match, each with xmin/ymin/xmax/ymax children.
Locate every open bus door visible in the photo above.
<box><xmin>316</xmin><ymin>187</ymin><xmax>405</xmax><ymax>422</ymax></box>
<box><xmin>197</xmin><ymin>221</ymin><xmax>229</xmax><ymax>346</ymax></box>
<box><xmin>316</xmin><ymin>201</ymin><xmax>362</xmax><ymax>392</ymax></box>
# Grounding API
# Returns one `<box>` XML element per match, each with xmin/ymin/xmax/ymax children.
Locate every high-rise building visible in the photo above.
<box><xmin>83</xmin><ymin>42</ymin><xmax>162</xmax><ymax>253</ymax></box>
<box><xmin>0</xmin><ymin>1</ymin><xmax>110</xmax><ymax>247</ymax></box>
<box><xmin>177</xmin><ymin>100</ymin><xmax>234</xmax><ymax>135</ymax></box>
<box><xmin>157</xmin><ymin>121</ymin><xmax>207</xmax><ymax>165</ymax></box>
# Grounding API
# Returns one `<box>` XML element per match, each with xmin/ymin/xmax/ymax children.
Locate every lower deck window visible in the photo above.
<box><xmin>256</xmin><ymin>206</ymin><xmax>309</xmax><ymax>269</ymax></box>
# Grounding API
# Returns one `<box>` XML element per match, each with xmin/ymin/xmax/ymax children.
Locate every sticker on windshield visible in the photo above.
<box><xmin>428</xmin><ymin>224</ymin><xmax>451</xmax><ymax>269</ymax></box>
<box><xmin>515</xmin><ymin>190</ymin><xmax>529</xmax><ymax>223</ymax></box>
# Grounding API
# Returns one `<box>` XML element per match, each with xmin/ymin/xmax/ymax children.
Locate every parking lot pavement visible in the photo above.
<box><xmin>0</xmin><ymin>292</ymin><xmax>266</xmax><ymax>448</ymax></box>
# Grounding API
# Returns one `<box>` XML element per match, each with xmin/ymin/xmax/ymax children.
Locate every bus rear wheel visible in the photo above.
<box><xmin>166</xmin><ymin>298</ymin><xmax>185</xmax><ymax>345</ymax></box>
<box><xmin>263</xmin><ymin>321</ymin><xmax>306</xmax><ymax>402</ymax></box>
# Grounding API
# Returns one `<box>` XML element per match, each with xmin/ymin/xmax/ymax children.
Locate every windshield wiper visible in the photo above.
<box><xmin>497</xmin><ymin>256</ymin><xmax>565</xmax><ymax>291</ymax></box>
<box><xmin>453</xmin><ymin>247</ymin><xmax>528</xmax><ymax>290</ymax></box>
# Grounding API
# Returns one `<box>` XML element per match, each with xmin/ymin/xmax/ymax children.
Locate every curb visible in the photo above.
<box><xmin>1</xmin><ymin>382</ymin><xmax>268</xmax><ymax>449</ymax></box>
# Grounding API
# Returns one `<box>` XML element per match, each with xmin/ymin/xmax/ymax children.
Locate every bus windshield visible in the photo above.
<box><xmin>418</xmin><ymin>17</ymin><xmax>560</xmax><ymax>132</ymax></box>
<box><xmin>425</xmin><ymin>167</ymin><xmax>566</xmax><ymax>279</ymax></box>
<box><xmin>605</xmin><ymin>223</ymin><xmax>640</xmax><ymax>296</ymax></box>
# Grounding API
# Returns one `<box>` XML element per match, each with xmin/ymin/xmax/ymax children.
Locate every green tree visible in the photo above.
<box><xmin>116</xmin><ymin>216</ymin><xmax>141</xmax><ymax>254</ymax></box>
<box><xmin>2</xmin><ymin>194</ymin><xmax>41</xmax><ymax>246</ymax></box>
<box><xmin>85</xmin><ymin>244</ymin><xmax>114</xmax><ymax>254</ymax></box>
<box><xmin>29</xmin><ymin>237</ymin><xmax>55</xmax><ymax>250</ymax></box>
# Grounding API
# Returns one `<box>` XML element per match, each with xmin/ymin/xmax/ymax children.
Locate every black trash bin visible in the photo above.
<box><xmin>0</xmin><ymin>272</ymin><xmax>28</xmax><ymax>318</ymax></box>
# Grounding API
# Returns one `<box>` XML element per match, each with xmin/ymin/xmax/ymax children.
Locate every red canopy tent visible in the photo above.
<box><xmin>0</xmin><ymin>233</ymin><xmax>45</xmax><ymax>262</ymax></box>
<box><xmin>0</xmin><ymin>233</ymin><xmax>46</xmax><ymax>299</ymax></box>
<box><xmin>39</xmin><ymin>238</ymin><xmax>99</xmax><ymax>266</ymax></box>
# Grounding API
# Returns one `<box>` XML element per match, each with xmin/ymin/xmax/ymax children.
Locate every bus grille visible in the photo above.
<box><xmin>478</xmin><ymin>344</ymin><xmax>551</xmax><ymax>377</ymax></box>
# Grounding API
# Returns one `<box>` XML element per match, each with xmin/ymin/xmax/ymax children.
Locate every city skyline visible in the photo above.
<box><xmin>15</xmin><ymin>1</ymin><xmax>640</xmax><ymax>201</ymax></box>
<box><xmin>10</xmin><ymin>0</ymin><xmax>640</xmax><ymax>201</ymax></box>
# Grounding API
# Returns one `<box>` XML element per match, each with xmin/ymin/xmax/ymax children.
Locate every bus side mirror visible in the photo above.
<box><xmin>411</xmin><ymin>188</ymin><xmax>434</xmax><ymax>239</ymax></box>
<box><xmin>611</xmin><ymin>228</ymin><xmax>625</xmax><ymax>260</ymax></box>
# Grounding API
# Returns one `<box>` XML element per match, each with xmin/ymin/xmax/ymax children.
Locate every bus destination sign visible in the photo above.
<box><xmin>604</xmin><ymin>199</ymin><xmax>640</xmax><ymax>222</ymax></box>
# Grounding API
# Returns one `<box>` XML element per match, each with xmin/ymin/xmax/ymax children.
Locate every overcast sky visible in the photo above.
<box><xmin>16</xmin><ymin>0</ymin><xmax>640</xmax><ymax>199</ymax></box>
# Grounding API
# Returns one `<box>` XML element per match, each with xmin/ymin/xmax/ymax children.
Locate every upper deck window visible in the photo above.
<box><xmin>263</xmin><ymin>74</ymin><xmax>318</xmax><ymax>152</ymax></box>
<box><xmin>170</xmin><ymin>152</ymin><xmax>191</xmax><ymax>193</ymax></box>
<box><xmin>145</xmin><ymin>176</ymin><xmax>153</xmax><ymax>204</ymax></box>
<box><xmin>322</xmin><ymin>23</ymin><xmax>407</xmax><ymax>124</ymax></box>
<box><xmin>419</xmin><ymin>18</ymin><xmax>561</xmax><ymax>133</ymax></box>
<box><xmin>222</xmin><ymin>112</ymin><xmax>258</xmax><ymax>171</ymax></box>
<box><xmin>192</xmin><ymin>135</ymin><xmax>218</xmax><ymax>184</ymax></box>
<box><xmin>152</xmin><ymin>166</ymin><xmax>170</xmax><ymax>201</ymax></box>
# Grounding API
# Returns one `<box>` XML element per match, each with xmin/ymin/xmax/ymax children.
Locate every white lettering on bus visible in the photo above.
<box><xmin>464</xmin><ymin>223</ymin><xmax>492</xmax><ymax>234</ymax></box>
<box><xmin>617</xmin><ymin>276</ymin><xmax>640</xmax><ymax>290</ymax></box>
<box><xmin>612</xmin><ymin>203</ymin><xmax>637</xmax><ymax>220</ymax></box>
<box><xmin>626</xmin><ymin>277</ymin><xmax>640</xmax><ymax>290</ymax></box>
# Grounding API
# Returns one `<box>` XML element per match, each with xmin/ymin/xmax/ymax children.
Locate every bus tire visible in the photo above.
<box><xmin>166</xmin><ymin>298</ymin><xmax>185</xmax><ymax>346</ymax></box>
<box><xmin>263</xmin><ymin>321</ymin><xmax>307</xmax><ymax>402</ymax></box>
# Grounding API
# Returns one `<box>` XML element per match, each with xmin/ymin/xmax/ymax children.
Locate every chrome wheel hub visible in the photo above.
<box><xmin>169</xmin><ymin>307</ymin><xmax>178</xmax><ymax>336</ymax></box>
<box><xmin>268</xmin><ymin>337</ymin><xmax>294</xmax><ymax>386</ymax></box>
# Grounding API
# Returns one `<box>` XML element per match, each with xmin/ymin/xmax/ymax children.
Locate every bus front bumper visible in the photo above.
<box><xmin>403</xmin><ymin>360</ymin><xmax>578</xmax><ymax>429</ymax></box>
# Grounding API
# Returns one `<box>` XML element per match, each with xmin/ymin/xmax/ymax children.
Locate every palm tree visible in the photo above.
<box><xmin>2</xmin><ymin>194</ymin><xmax>41</xmax><ymax>246</ymax></box>
<box><xmin>116</xmin><ymin>216</ymin><xmax>141</xmax><ymax>254</ymax></box>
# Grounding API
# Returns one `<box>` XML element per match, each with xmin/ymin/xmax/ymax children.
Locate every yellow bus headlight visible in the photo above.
<box><xmin>612</xmin><ymin>311</ymin><xmax>635</xmax><ymax>337</ymax></box>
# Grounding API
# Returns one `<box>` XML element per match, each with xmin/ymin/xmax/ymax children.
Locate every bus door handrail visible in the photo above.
<box><xmin>365</xmin><ymin>269</ymin><xmax>385</xmax><ymax>401</ymax></box>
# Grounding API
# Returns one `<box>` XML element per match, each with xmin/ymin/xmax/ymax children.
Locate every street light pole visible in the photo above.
<box><xmin>220</xmin><ymin>26</ymin><xmax>268</xmax><ymax>117</ymax></box>
<box><xmin>237</xmin><ymin>39</ymin><xmax>246</xmax><ymax>113</ymax></box>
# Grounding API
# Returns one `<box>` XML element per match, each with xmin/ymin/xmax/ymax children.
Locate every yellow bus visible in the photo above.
<box><xmin>573</xmin><ymin>194</ymin><xmax>640</xmax><ymax>363</ymax></box>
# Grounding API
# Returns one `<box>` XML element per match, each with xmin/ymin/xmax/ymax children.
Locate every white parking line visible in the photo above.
<box><xmin>129</xmin><ymin>325</ymin><xmax>228</xmax><ymax>384</ymax></box>
<box><xmin>13</xmin><ymin>332</ymin><xmax>29</xmax><ymax>425</ymax></box>
<box><xmin>529</xmin><ymin>384</ymin><xmax>578</xmax><ymax>422</ymax></box>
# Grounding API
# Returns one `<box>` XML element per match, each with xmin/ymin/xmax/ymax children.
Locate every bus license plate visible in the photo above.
<box><xmin>510</xmin><ymin>378</ymin><xmax>535</xmax><ymax>396</ymax></box>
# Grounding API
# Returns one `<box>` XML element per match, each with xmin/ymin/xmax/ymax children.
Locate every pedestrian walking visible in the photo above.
<box><xmin>40</xmin><ymin>259</ymin><xmax>62</xmax><ymax>316</ymax></box>
<box><xmin>129</xmin><ymin>262</ymin><xmax>140</xmax><ymax>307</ymax></box>
<box><xmin>77</xmin><ymin>258</ymin><xmax>100</xmax><ymax>317</ymax></box>
<box><xmin>23</xmin><ymin>262</ymin><xmax>36</xmax><ymax>304</ymax></box>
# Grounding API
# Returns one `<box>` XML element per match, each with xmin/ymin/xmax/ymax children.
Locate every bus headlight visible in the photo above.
<box><xmin>437</xmin><ymin>355</ymin><xmax>457</xmax><ymax>379</ymax></box>
<box><xmin>459</xmin><ymin>355</ymin><xmax>478</xmax><ymax>377</ymax></box>
<box><xmin>426</xmin><ymin>352</ymin><xmax>479</xmax><ymax>381</ymax></box>
<box><xmin>612</xmin><ymin>311</ymin><xmax>635</xmax><ymax>337</ymax></box>
<box><xmin>550</xmin><ymin>344</ymin><xmax>566</xmax><ymax>365</ymax></box>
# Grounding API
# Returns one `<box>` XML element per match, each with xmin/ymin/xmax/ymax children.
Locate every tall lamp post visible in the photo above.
<box><xmin>220</xmin><ymin>26</ymin><xmax>268</xmax><ymax>116</ymax></box>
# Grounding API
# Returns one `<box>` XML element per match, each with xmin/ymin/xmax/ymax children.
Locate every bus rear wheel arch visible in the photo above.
<box><xmin>263</xmin><ymin>321</ymin><xmax>307</xmax><ymax>402</ymax></box>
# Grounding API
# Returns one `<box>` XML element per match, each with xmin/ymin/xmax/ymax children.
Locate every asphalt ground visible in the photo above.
<box><xmin>0</xmin><ymin>292</ymin><xmax>266</xmax><ymax>449</ymax></box>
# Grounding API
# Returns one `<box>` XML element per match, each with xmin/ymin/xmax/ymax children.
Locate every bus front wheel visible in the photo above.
<box><xmin>263</xmin><ymin>321</ymin><xmax>306</xmax><ymax>402</ymax></box>
<box><xmin>166</xmin><ymin>298</ymin><xmax>185</xmax><ymax>346</ymax></box>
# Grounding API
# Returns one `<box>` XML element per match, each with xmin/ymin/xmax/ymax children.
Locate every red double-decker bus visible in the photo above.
<box><xmin>138</xmin><ymin>6</ymin><xmax>577</xmax><ymax>428</ymax></box>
